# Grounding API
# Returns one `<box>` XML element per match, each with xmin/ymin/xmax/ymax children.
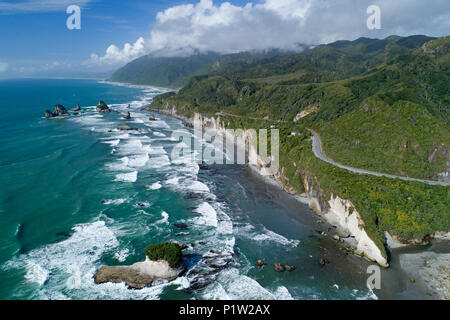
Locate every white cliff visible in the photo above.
<box><xmin>156</xmin><ymin>109</ymin><xmax>390</xmax><ymax>267</ymax></box>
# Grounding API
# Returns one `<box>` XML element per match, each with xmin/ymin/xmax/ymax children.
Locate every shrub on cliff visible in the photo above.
<box><xmin>145</xmin><ymin>242</ymin><xmax>182</xmax><ymax>267</ymax></box>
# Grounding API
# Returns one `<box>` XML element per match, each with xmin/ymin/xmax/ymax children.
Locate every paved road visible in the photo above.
<box><xmin>310</xmin><ymin>130</ymin><xmax>450</xmax><ymax>187</ymax></box>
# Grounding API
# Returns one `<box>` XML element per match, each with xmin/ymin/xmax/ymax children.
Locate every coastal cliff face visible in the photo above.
<box><xmin>152</xmin><ymin>104</ymin><xmax>389</xmax><ymax>267</ymax></box>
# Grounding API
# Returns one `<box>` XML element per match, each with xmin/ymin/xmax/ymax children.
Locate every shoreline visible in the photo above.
<box><xmin>148</xmin><ymin>107</ymin><xmax>449</xmax><ymax>300</ymax></box>
<box><xmin>102</xmin><ymin>80</ymin><xmax>178</xmax><ymax>92</ymax></box>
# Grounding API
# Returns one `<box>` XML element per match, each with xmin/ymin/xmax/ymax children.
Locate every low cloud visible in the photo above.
<box><xmin>84</xmin><ymin>37</ymin><xmax>147</xmax><ymax>66</ymax></box>
<box><xmin>0</xmin><ymin>62</ymin><xmax>8</xmax><ymax>72</ymax></box>
<box><xmin>88</xmin><ymin>0</ymin><xmax>450</xmax><ymax>65</ymax></box>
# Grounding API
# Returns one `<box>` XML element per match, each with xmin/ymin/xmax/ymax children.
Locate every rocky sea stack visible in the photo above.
<box><xmin>117</xmin><ymin>124</ymin><xmax>138</xmax><ymax>131</ymax></box>
<box><xmin>94</xmin><ymin>242</ymin><xmax>186</xmax><ymax>289</ymax></box>
<box><xmin>71</xmin><ymin>104</ymin><xmax>81</xmax><ymax>112</ymax></box>
<box><xmin>96</xmin><ymin>100</ymin><xmax>110</xmax><ymax>113</ymax></box>
<box><xmin>45</xmin><ymin>104</ymin><xmax>70</xmax><ymax>118</ymax></box>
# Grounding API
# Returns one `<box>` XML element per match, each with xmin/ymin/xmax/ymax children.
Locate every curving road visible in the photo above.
<box><xmin>310</xmin><ymin>130</ymin><xmax>450</xmax><ymax>187</ymax></box>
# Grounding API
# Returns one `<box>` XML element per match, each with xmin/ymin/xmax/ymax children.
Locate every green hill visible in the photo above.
<box><xmin>108</xmin><ymin>52</ymin><xmax>221</xmax><ymax>89</ymax></box>
<box><xmin>149</xmin><ymin>35</ymin><xmax>450</xmax><ymax>255</ymax></box>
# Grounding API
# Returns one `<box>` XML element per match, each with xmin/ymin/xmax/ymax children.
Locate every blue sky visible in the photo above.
<box><xmin>0</xmin><ymin>0</ymin><xmax>449</xmax><ymax>78</ymax></box>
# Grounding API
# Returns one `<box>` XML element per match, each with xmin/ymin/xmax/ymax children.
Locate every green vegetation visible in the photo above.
<box><xmin>145</xmin><ymin>242</ymin><xmax>183</xmax><ymax>267</ymax></box>
<box><xmin>109</xmin><ymin>52</ymin><xmax>220</xmax><ymax>89</ymax></box>
<box><xmin>148</xmin><ymin>35</ymin><xmax>450</xmax><ymax>257</ymax></box>
<box><xmin>151</xmin><ymin>35</ymin><xmax>449</xmax><ymax>179</ymax></box>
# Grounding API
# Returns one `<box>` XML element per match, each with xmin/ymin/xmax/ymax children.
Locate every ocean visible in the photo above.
<box><xmin>0</xmin><ymin>78</ymin><xmax>411</xmax><ymax>300</ymax></box>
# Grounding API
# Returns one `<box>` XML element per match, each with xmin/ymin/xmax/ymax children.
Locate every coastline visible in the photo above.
<box><xmin>102</xmin><ymin>80</ymin><xmax>178</xmax><ymax>92</ymax></box>
<box><xmin>147</xmin><ymin>108</ymin><xmax>389</xmax><ymax>263</ymax></box>
<box><xmin>147</xmin><ymin>106</ymin><xmax>450</xmax><ymax>300</ymax></box>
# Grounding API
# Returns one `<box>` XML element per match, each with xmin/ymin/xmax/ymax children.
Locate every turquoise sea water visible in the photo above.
<box><xmin>0</xmin><ymin>78</ymin><xmax>412</xmax><ymax>300</ymax></box>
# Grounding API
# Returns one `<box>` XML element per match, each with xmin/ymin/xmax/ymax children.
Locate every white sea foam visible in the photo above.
<box><xmin>128</xmin><ymin>154</ymin><xmax>149</xmax><ymax>167</ymax></box>
<box><xmin>114</xmin><ymin>171</ymin><xmax>138</xmax><ymax>182</ymax></box>
<box><xmin>194</xmin><ymin>202</ymin><xmax>218</xmax><ymax>228</ymax></box>
<box><xmin>148</xmin><ymin>182</ymin><xmax>162</xmax><ymax>190</ymax></box>
<box><xmin>144</xmin><ymin>145</ymin><xmax>167</xmax><ymax>155</ymax></box>
<box><xmin>24</xmin><ymin>261</ymin><xmax>49</xmax><ymax>286</ymax></box>
<box><xmin>156</xmin><ymin>211</ymin><xmax>169</xmax><ymax>225</ymax></box>
<box><xmin>102</xmin><ymin>139</ymin><xmax>120</xmax><ymax>147</ymax></box>
<box><xmin>237</xmin><ymin>224</ymin><xmax>300</xmax><ymax>247</ymax></box>
<box><xmin>102</xmin><ymin>198</ymin><xmax>128</xmax><ymax>205</ymax></box>
<box><xmin>3</xmin><ymin>221</ymin><xmax>131</xmax><ymax>299</ymax></box>
<box><xmin>273</xmin><ymin>286</ymin><xmax>294</xmax><ymax>300</ymax></box>
<box><xmin>146</xmin><ymin>155</ymin><xmax>171</xmax><ymax>169</ymax></box>
<box><xmin>187</xmin><ymin>181</ymin><xmax>210</xmax><ymax>193</ymax></box>
<box><xmin>202</xmin><ymin>268</ymin><xmax>277</xmax><ymax>300</ymax></box>
<box><xmin>114</xmin><ymin>248</ymin><xmax>130</xmax><ymax>262</ymax></box>
<box><xmin>115</xmin><ymin>133</ymin><xmax>130</xmax><ymax>139</ymax></box>
<box><xmin>215</xmin><ymin>205</ymin><xmax>233</xmax><ymax>235</ymax></box>
<box><xmin>105</xmin><ymin>157</ymin><xmax>130</xmax><ymax>171</ymax></box>
<box><xmin>6</xmin><ymin>221</ymin><xmax>171</xmax><ymax>300</ymax></box>
<box><xmin>166</xmin><ymin>177</ymin><xmax>180</xmax><ymax>185</ymax></box>
<box><xmin>118</xmin><ymin>139</ymin><xmax>144</xmax><ymax>154</ymax></box>
<box><xmin>145</xmin><ymin>120</ymin><xmax>170</xmax><ymax>129</ymax></box>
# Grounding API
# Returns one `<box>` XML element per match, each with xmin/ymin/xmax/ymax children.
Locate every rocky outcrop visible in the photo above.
<box><xmin>256</xmin><ymin>260</ymin><xmax>266</xmax><ymax>268</ymax></box>
<box><xmin>96</xmin><ymin>100</ymin><xmax>110</xmax><ymax>113</ymax></box>
<box><xmin>45</xmin><ymin>104</ymin><xmax>70</xmax><ymax>118</ymax></box>
<box><xmin>45</xmin><ymin>110</ymin><xmax>54</xmax><ymax>118</ymax></box>
<box><xmin>94</xmin><ymin>257</ymin><xmax>185</xmax><ymax>289</ymax></box>
<box><xmin>71</xmin><ymin>104</ymin><xmax>81</xmax><ymax>112</ymax></box>
<box><xmin>293</xmin><ymin>106</ymin><xmax>319</xmax><ymax>122</ymax></box>
<box><xmin>94</xmin><ymin>242</ymin><xmax>186</xmax><ymax>289</ymax></box>
<box><xmin>117</xmin><ymin>124</ymin><xmax>138</xmax><ymax>131</ymax></box>
<box><xmin>274</xmin><ymin>263</ymin><xmax>285</xmax><ymax>272</ymax></box>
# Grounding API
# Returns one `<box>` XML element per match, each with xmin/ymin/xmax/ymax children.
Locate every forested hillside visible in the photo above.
<box><xmin>148</xmin><ymin>35</ymin><xmax>450</xmax><ymax>255</ymax></box>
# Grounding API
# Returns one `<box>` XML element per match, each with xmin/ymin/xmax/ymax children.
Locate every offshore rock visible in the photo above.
<box><xmin>45</xmin><ymin>104</ymin><xmax>69</xmax><ymax>118</ymax></box>
<box><xmin>94</xmin><ymin>257</ymin><xmax>185</xmax><ymax>289</ymax></box>
<box><xmin>117</xmin><ymin>124</ymin><xmax>138</xmax><ymax>131</ymax></box>
<box><xmin>71</xmin><ymin>104</ymin><xmax>81</xmax><ymax>112</ymax></box>
<box><xmin>96</xmin><ymin>100</ymin><xmax>110</xmax><ymax>113</ymax></box>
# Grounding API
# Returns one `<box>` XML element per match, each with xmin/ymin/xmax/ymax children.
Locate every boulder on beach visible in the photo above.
<box><xmin>96</xmin><ymin>100</ymin><xmax>110</xmax><ymax>113</ymax></box>
<box><xmin>94</xmin><ymin>242</ymin><xmax>186</xmax><ymax>289</ymax></box>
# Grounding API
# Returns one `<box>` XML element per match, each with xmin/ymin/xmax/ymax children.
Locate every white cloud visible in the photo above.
<box><xmin>0</xmin><ymin>62</ymin><xmax>8</xmax><ymax>72</ymax></box>
<box><xmin>0</xmin><ymin>0</ymin><xmax>93</xmax><ymax>13</ymax></box>
<box><xmin>85</xmin><ymin>37</ymin><xmax>147</xmax><ymax>66</ymax></box>
<box><xmin>88</xmin><ymin>0</ymin><xmax>450</xmax><ymax>66</ymax></box>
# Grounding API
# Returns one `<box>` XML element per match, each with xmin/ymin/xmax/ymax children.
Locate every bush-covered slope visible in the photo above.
<box><xmin>148</xmin><ymin>35</ymin><xmax>450</xmax><ymax>253</ymax></box>
<box><xmin>108</xmin><ymin>52</ymin><xmax>220</xmax><ymax>88</ymax></box>
<box><xmin>152</xmin><ymin>36</ymin><xmax>450</xmax><ymax>179</ymax></box>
